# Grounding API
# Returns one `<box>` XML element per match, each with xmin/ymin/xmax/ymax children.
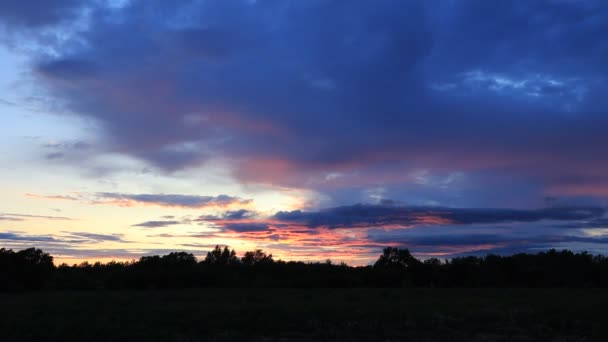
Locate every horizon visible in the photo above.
<box><xmin>3</xmin><ymin>245</ymin><xmax>605</xmax><ymax>268</ymax></box>
<box><xmin>2</xmin><ymin>0</ymin><xmax>608</xmax><ymax>266</ymax></box>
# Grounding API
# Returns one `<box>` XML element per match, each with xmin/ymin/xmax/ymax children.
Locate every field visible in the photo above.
<box><xmin>1</xmin><ymin>288</ymin><xmax>606</xmax><ymax>341</ymax></box>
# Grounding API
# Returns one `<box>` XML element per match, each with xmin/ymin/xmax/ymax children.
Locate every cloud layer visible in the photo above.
<box><xmin>2</xmin><ymin>1</ymin><xmax>608</xmax><ymax>262</ymax></box>
<box><xmin>0</xmin><ymin>0</ymin><xmax>601</xmax><ymax>206</ymax></box>
<box><xmin>128</xmin><ymin>203</ymin><xmax>608</xmax><ymax>261</ymax></box>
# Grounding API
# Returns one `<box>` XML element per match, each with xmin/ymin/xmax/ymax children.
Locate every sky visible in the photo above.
<box><xmin>1</xmin><ymin>0</ymin><xmax>608</xmax><ymax>265</ymax></box>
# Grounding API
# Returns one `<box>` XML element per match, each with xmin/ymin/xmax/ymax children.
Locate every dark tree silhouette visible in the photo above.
<box><xmin>241</xmin><ymin>249</ymin><xmax>273</xmax><ymax>266</ymax></box>
<box><xmin>0</xmin><ymin>247</ymin><xmax>55</xmax><ymax>290</ymax></box>
<box><xmin>203</xmin><ymin>245</ymin><xmax>239</xmax><ymax>265</ymax></box>
<box><xmin>3</xmin><ymin>246</ymin><xmax>608</xmax><ymax>291</ymax></box>
<box><xmin>373</xmin><ymin>247</ymin><xmax>420</xmax><ymax>269</ymax></box>
<box><xmin>162</xmin><ymin>252</ymin><xmax>197</xmax><ymax>265</ymax></box>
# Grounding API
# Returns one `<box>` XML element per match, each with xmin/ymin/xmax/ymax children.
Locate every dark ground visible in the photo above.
<box><xmin>1</xmin><ymin>288</ymin><xmax>606</xmax><ymax>342</ymax></box>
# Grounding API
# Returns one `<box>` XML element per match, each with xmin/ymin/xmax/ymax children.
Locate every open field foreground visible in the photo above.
<box><xmin>1</xmin><ymin>288</ymin><xmax>606</xmax><ymax>342</ymax></box>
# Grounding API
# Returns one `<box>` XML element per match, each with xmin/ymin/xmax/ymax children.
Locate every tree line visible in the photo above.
<box><xmin>2</xmin><ymin>246</ymin><xmax>608</xmax><ymax>291</ymax></box>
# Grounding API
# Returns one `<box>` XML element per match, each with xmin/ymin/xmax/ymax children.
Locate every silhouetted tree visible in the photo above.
<box><xmin>374</xmin><ymin>247</ymin><xmax>420</xmax><ymax>269</ymax></box>
<box><xmin>241</xmin><ymin>249</ymin><xmax>273</xmax><ymax>266</ymax></box>
<box><xmin>162</xmin><ymin>252</ymin><xmax>197</xmax><ymax>265</ymax></box>
<box><xmin>203</xmin><ymin>246</ymin><xmax>239</xmax><ymax>265</ymax></box>
<box><xmin>0</xmin><ymin>248</ymin><xmax>54</xmax><ymax>290</ymax></box>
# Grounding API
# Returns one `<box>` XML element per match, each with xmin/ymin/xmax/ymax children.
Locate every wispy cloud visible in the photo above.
<box><xmin>132</xmin><ymin>220</ymin><xmax>182</xmax><ymax>228</ymax></box>
<box><xmin>0</xmin><ymin>231</ymin><xmax>126</xmax><ymax>244</ymax></box>
<box><xmin>96</xmin><ymin>193</ymin><xmax>252</xmax><ymax>208</ymax></box>
<box><xmin>64</xmin><ymin>232</ymin><xmax>125</xmax><ymax>242</ymax></box>
<box><xmin>27</xmin><ymin>192</ymin><xmax>253</xmax><ymax>209</ymax></box>
<box><xmin>26</xmin><ymin>193</ymin><xmax>80</xmax><ymax>201</ymax></box>
<box><xmin>0</xmin><ymin>212</ymin><xmax>73</xmax><ymax>221</ymax></box>
<box><xmin>0</xmin><ymin>232</ymin><xmax>57</xmax><ymax>242</ymax></box>
<box><xmin>197</xmin><ymin>209</ymin><xmax>257</xmax><ymax>221</ymax></box>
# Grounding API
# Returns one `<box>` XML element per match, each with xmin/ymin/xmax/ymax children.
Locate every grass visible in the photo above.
<box><xmin>1</xmin><ymin>288</ymin><xmax>606</xmax><ymax>341</ymax></box>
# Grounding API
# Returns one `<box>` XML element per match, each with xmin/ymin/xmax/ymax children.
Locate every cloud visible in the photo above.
<box><xmin>27</xmin><ymin>192</ymin><xmax>252</xmax><ymax>209</ymax></box>
<box><xmin>26</xmin><ymin>193</ymin><xmax>80</xmax><ymax>201</ymax></box>
<box><xmin>0</xmin><ymin>231</ymin><xmax>125</xmax><ymax>244</ymax></box>
<box><xmin>45</xmin><ymin>152</ymin><xmax>64</xmax><ymax>160</ymax></box>
<box><xmin>0</xmin><ymin>232</ymin><xmax>57</xmax><ymax>242</ymax></box>
<box><xmin>9</xmin><ymin>0</ymin><xmax>606</xmax><ymax>210</ymax></box>
<box><xmin>368</xmin><ymin>230</ymin><xmax>608</xmax><ymax>258</ymax></box>
<box><xmin>44</xmin><ymin>140</ymin><xmax>90</xmax><ymax>150</ymax></box>
<box><xmin>38</xmin><ymin>59</ymin><xmax>99</xmax><ymax>80</ymax></box>
<box><xmin>132</xmin><ymin>220</ymin><xmax>182</xmax><ymax>228</ymax></box>
<box><xmin>221</xmin><ymin>209</ymin><xmax>256</xmax><ymax>219</ymax></box>
<box><xmin>0</xmin><ymin>212</ymin><xmax>73</xmax><ymax>221</ymax></box>
<box><xmin>95</xmin><ymin>193</ymin><xmax>252</xmax><ymax>208</ymax></box>
<box><xmin>398</xmin><ymin>234</ymin><xmax>608</xmax><ymax>248</ymax></box>
<box><xmin>0</xmin><ymin>217</ymin><xmax>22</xmax><ymax>222</ymax></box>
<box><xmin>0</xmin><ymin>0</ymin><xmax>85</xmax><ymax>27</ymax></box>
<box><xmin>0</xmin><ymin>98</ymin><xmax>17</xmax><ymax>106</ymax></box>
<box><xmin>143</xmin><ymin>203</ymin><xmax>608</xmax><ymax>260</ymax></box>
<box><xmin>273</xmin><ymin>204</ymin><xmax>604</xmax><ymax>229</ymax></box>
<box><xmin>222</xmin><ymin>223</ymin><xmax>270</xmax><ymax>233</ymax></box>
<box><xmin>0</xmin><ymin>230</ymin><xmax>133</xmax><ymax>262</ymax></box>
<box><xmin>133</xmin><ymin>209</ymin><xmax>262</xmax><ymax>231</ymax></box>
<box><xmin>198</xmin><ymin>209</ymin><xmax>257</xmax><ymax>221</ymax></box>
<box><xmin>65</xmin><ymin>232</ymin><xmax>125</xmax><ymax>242</ymax></box>
<box><xmin>4</xmin><ymin>201</ymin><xmax>608</xmax><ymax>262</ymax></box>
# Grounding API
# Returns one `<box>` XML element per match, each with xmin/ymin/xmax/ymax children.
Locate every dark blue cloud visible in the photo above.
<box><xmin>134</xmin><ymin>210</ymin><xmax>259</xmax><ymax>229</ymax></box>
<box><xmin>367</xmin><ymin>230</ymin><xmax>608</xmax><ymax>248</ymax></box>
<box><xmin>38</xmin><ymin>59</ymin><xmax>99</xmax><ymax>80</ymax></box>
<box><xmin>0</xmin><ymin>231</ymin><xmax>125</xmax><ymax>244</ymax></box>
<box><xmin>222</xmin><ymin>223</ymin><xmax>270</xmax><ymax>233</ymax></box>
<box><xmin>223</xmin><ymin>209</ymin><xmax>256</xmax><ymax>220</ymax></box>
<box><xmin>3</xmin><ymin>0</ymin><xmax>608</xmax><ymax>208</ymax></box>
<box><xmin>198</xmin><ymin>209</ymin><xmax>257</xmax><ymax>221</ymax></box>
<box><xmin>365</xmin><ymin>219</ymin><xmax>608</xmax><ymax>257</ymax></box>
<box><xmin>273</xmin><ymin>204</ymin><xmax>605</xmax><ymax>229</ymax></box>
<box><xmin>0</xmin><ymin>232</ymin><xmax>56</xmax><ymax>242</ymax></box>
<box><xmin>0</xmin><ymin>0</ymin><xmax>84</xmax><ymax>27</ymax></box>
